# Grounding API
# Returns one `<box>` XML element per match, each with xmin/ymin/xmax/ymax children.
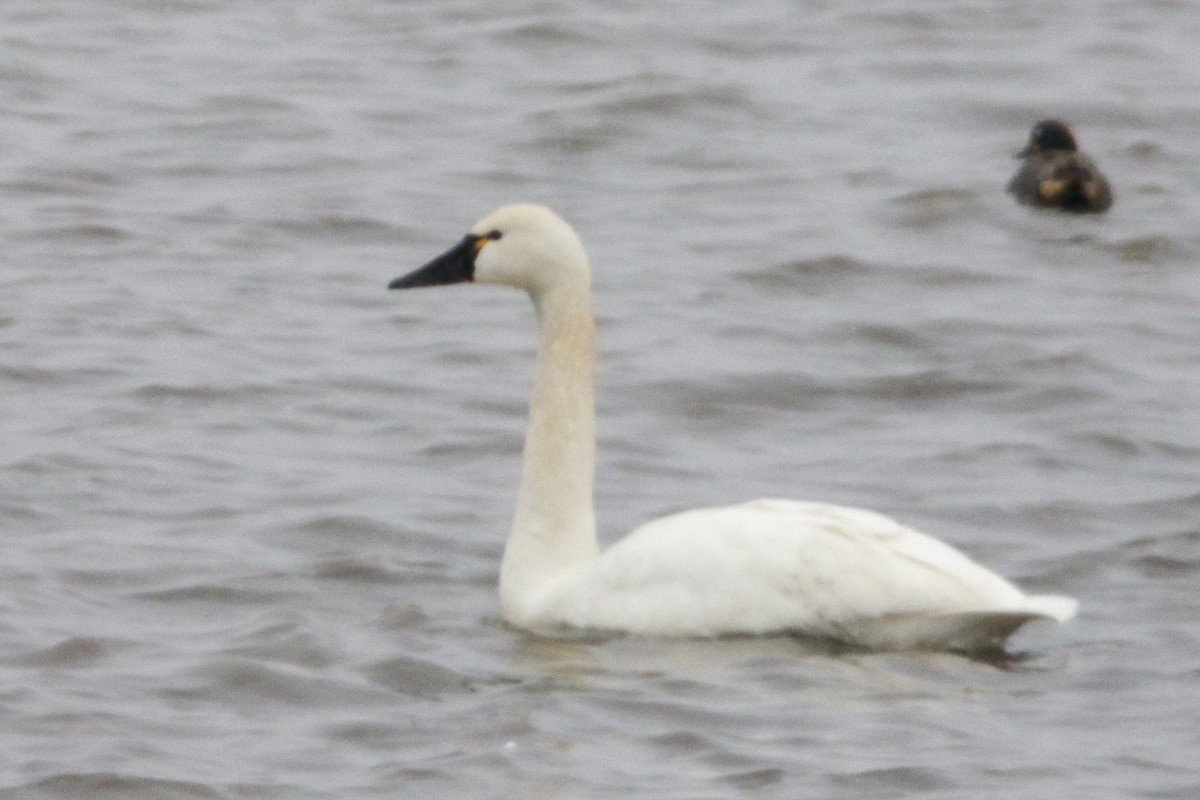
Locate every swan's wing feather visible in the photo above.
<box><xmin>541</xmin><ymin>499</ymin><xmax>1072</xmax><ymax>648</ymax></box>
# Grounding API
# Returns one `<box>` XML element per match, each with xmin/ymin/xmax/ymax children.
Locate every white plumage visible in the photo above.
<box><xmin>390</xmin><ymin>203</ymin><xmax>1076</xmax><ymax>652</ymax></box>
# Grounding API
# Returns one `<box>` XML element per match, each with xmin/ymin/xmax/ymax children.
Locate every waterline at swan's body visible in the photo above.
<box><xmin>389</xmin><ymin>203</ymin><xmax>1076</xmax><ymax>653</ymax></box>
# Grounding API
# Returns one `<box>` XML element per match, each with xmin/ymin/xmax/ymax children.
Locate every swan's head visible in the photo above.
<box><xmin>389</xmin><ymin>204</ymin><xmax>589</xmax><ymax>296</ymax></box>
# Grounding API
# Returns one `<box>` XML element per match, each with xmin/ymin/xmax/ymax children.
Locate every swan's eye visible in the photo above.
<box><xmin>485</xmin><ymin>229</ymin><xmax>502</xmax><ymax>240</ymax></box>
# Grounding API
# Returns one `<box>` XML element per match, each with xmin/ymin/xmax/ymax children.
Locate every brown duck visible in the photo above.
<box><xmin>1008</xmin><ymin>120</ymin><xmax>1112</xmax><ymax>213</ymax></box>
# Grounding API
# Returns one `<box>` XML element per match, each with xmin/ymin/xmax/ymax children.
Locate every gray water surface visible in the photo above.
<box><xmin>3</xmin><ymin>2</ymin><xmax>1200</xmax><ymax>798</ymax></box>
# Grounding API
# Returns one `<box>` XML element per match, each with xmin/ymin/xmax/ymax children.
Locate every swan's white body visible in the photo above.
<box><xmin>391</xmin><ymin>204</ymin><xmax>1076</xmax><ymax>652</ymax></box>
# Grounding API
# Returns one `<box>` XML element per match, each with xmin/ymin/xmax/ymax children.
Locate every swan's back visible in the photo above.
<box><xmin>525</xmin><ymin>499</ymin><xmax>1076</xmax><ymax>651</ymax></box>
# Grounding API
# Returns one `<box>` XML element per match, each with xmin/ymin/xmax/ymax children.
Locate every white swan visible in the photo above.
<box><xmin>389</xmin><ymin>203</ymin><xmax>1077</xmax><ymax>652</ymax></box>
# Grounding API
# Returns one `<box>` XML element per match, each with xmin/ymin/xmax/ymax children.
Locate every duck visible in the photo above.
<box><xmin>388</xmin><ymin>204</ymin><xmax>1077</xmax><ymax>653</ymax></box>
<box><xmin>1008</xmin><ymin>119</ymin><xmax>1113</xmax><ymax>212</ymax></box>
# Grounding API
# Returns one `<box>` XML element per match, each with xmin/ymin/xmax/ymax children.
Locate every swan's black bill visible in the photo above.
<box><xmin>389</xmin><ymin>234</ymin><xmax>480</xmax><ymax>289</ymax></box>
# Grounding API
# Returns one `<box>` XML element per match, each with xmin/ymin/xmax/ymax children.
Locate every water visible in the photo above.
<box><xmin>3</xmin><ymin>1</ymin><xmax>1200</xmax><ymax>797</ymax></box>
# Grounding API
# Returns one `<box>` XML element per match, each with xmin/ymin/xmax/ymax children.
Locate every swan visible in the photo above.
<box><xmin>388</xmin><ymin>203</ymin><xmax>1077</xmax><ymax>652</ymax></box>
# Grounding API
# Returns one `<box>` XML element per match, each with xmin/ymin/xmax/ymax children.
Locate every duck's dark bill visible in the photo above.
<box><xmin>389</xmin><ymin>235</ymin><xmax>478</xmax><ymax>289</ymax></box>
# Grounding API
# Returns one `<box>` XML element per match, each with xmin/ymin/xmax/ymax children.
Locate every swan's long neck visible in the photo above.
<box><xmin>499</xmin><ymin>275</ymin><xmax>599</xmax><ymax>621</ymax></box>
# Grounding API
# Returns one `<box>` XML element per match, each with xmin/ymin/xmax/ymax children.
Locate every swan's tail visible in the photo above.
<box><xmin>851</xmin><ymin>597</ymin><xmax>1077</xmax><ymax>653</ymax></box>
<box><xmin>1023</xmin><ymin>594</ymin><xmax>1078</xmax><ymax>623</ymax></box>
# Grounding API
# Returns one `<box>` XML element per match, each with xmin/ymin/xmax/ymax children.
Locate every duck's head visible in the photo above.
<box><xmin>389</xmin><ymin>204</ymin><xmax>589</xmax><ymax>296</ymax></box>
<box><xmin>1016</xmin><ymin>120</ymin><xmax>1079</xmax><ymax>158</ymax></box>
